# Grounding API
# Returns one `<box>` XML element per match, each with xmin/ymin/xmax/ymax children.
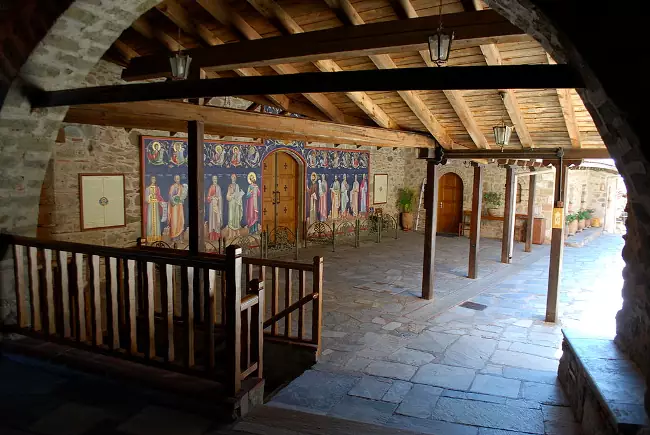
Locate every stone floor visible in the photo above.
<box><xmin>268</xmin><ymin>232</ymin><xmax>626</xmax><ymax>435</ymax></box>
<box><xmin>0</xmin><ymin>233</ymin><xmax>625</xmax><ymax>435</ymax></box>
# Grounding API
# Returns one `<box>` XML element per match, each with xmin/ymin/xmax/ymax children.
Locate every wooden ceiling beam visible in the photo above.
<box><xmin>113</xmin><ymin>40</ymin><xmax>139</xmax><ymax>62</ymax></box>
<box><xmin>547</xmin><ymin>53</ymin><xmax>581</xmax><ymax>148</ymax></box>
<box><xmin>197</xmin><ymin>0</ymin><xmax>346</xmax><ymax>124</ymax></box>
<box><xmin>30</xmin><ymin>65</ymin><xmax>584</xmax><ymax>109</ymax></box>
<box><xmin>122</xmin><ymin>9</ymin><xmax>527</xmax><ymax>81</ymax></box>
<box><xmin>388</xmin><ymin>0</ymin><xmax>489</xmax><ymax>149</ymax></box>
<box><xmin>131</xmin><ymin>16</ymin><xmax>185</xmax><ymax>52</ymax></box>
<box><xmin>155</xmin><ymin>0</ymin><xmax>328</xmax><ymax>122</ymax></box>
<box><xmin>323</xmin><ymin>0</ymin><xmax>454</xmax><ymax>146</ymax></box>
<box><xmin>246</xmin><ymin>0</ymin><xmax>399</xmax><ymax>130</ymax></box>
<box><xmin>439</xmin><ymin>148</ymin><xmax>609</xmax><ymax>160</ymax></box>
<box><xmin>63</xmin><ymin>101</ymin><xmax>437</xmax><ymax>148</ymax></box>
<box><xmin>471</xmin><ymin>0</ymin><xmax>533</xmax><ymax>149</ymax></box>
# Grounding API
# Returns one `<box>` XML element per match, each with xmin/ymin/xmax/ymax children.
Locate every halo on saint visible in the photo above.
<box><xmin>151</xmin><ymin>141</ymin><xmax>161</xmax><ymax>151</ymax></box>
<box><xmin>215</xmin><ymin>145</ymin><xmax>223</xmax><ymax>153</ymax></box>
<box><xmin>173</xmin><ymin>141</ymin><xmax>184</xmax><ymax>151</ymax></box>
<box><xmin>311</xmin><ymin>173</ymin><xmax>318</xmax><ymax>183</ymax></box>
<box><xmin>247</xmin><ymin>172</ymin><xmax>257</xmax><ymax>183</ymax></box>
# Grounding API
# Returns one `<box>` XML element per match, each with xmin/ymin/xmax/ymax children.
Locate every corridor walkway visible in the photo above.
<box><xmin>269</xmin><ymin>233</ymin><xmax>625</xmax><ymax>435</ymax></box>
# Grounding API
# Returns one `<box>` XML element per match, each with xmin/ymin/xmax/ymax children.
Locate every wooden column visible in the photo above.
<box><xmin>501</xmin><ymin>166</ymin><xmax>516</xmax><ymax>264</ymax></box>
<box><xmin>188</xmin><ymin>120</ymin><xmax>205</xmax><ymax>254</ymax></box>
<box><xmin>525</xmin><ymin>167</ymin><xmax>537</xmax><ymax>252</ymax></box>
<box><xmin>546</xmin><ymin>163</ymin><xmax>569</xmax><ymax>323</ymax></box>
<box><xmin>422</xmin><ymin>160</ymin><xmax>438</xmax><ymax>300</ymax></box>
<box><xmin>468</xmin><ymin>163</ymin><xmax>483</xmax><ymax>279</ymax></box>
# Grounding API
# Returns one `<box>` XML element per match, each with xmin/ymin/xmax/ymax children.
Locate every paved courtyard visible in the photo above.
<box><xmin>269</xmin><ymin>232</ymin><xmax>626</xmax><ymax>435</ymax></box>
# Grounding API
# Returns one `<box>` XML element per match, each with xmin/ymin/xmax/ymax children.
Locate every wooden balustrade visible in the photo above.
<box><xmin>2</xmin><ymin>235</ymin><xmax>263</xmax><ymax>397</ymax></box>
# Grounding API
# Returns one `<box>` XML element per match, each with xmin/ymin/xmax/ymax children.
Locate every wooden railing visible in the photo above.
<box><xmin>243</xmin><ymin>256</ymin><xmax>323</xmax><ymax>353</ymax></box>
<box><xmin>1</xmin><ymin>235</ymin><xmax>262</xmax><ymax>396</ymax></box>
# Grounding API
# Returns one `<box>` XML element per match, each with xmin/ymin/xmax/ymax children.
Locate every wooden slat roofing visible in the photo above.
<box><xmin>104</xmin><ymin>0</ymin><xmax>606</xmax><ymax>150</ymax></box>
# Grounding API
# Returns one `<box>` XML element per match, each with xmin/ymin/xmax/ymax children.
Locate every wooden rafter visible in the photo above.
<box><xmin>547</xmin><ymin>53</ymin><xmax>581</xmax><ymax>148</ymax></box>
<box><xmin>63</xmin><ymin>101</ymin><xmax>437</xmax><ymax>148</ymax></box>
<box><xmin>155</xmin><ymin>0</ymin><xmax>328</xmax><ymax>121</ymax></box>
<box><xmin>122</xmin><ymin>9</ymin><xmax>527</xmax><ymax>81</ymax></box>
<box><xmin>197</xmin><ymin>0</ymin><xmax>347</xmax><ymax>124</ymax></box>
<box><xmin>388</xmin><ymin>0</ymin><xmax>489</xmax><ymax>149</ymax></box>
<box><xmin>324</xmin><ymin>0</ymin><xmax>454</xmax><ymax>147</ymax></box>
<box><xmin>131</xmin><ymin>16</ymin><xmax>186</xmax><ymax>52</ymax></box>
<box><xmin>245</xmin><ymin>0</ymin><xmax>399</xmax><ymax>130</ymax></box>
<box><xmin>471</xmin><ymin>0</ymin><xmax>533</xmax><ymax>148</ymax></box>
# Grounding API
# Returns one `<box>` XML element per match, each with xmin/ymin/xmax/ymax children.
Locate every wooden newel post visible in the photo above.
<box><xmin>525</xmin><ymin>168</ymin><xmax>537</xmax><ymax>252</ymax></box>
<box><xmin>546</xmin><ymin>163</ymin><xmax>568</xmax><ymax>323</ymax></box>
<box><xmin>188</xmin><ymin>120</ymin><xmax>205</xmax><ymax>255</ymax></box>
<box><xmin>249</xmin><ymin>278</ymin><xmax>264</xmax><ymax>379</ymax></box>
<box><xmin>468</xmin><ymin>163</ymin><xmax>483</xmax><ymax>279</ymax></box>
<box><xmin>312</xmin><ymin>256</ymin><xmax>324</xmax><ymax>355</ymax></box>
<box><xmin>501</xmin><ymin>166</ymin><xmax>516</xmax><ymax>264</ymax></box>
<box><xmin>225</xmin><ymin>245</ymin><xmax>242</xmax><ymax>395</ymax></box>
<box><xmin>422</xmin><ymin>160</ymin><xmax>438</xmax><ymax>300</ymax></box>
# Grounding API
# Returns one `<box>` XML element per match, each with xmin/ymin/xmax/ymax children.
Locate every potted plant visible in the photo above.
<box><xmin>577</xmin><ymin>210</ymin><xmax>588</xmax><ymax>231</ymax></box>
<box><xmin>585</xmin><ymin>208</ymin><xmax>596</xmax><ymax>228</ymax></box>
<box><xmin>483</xmin><ymin>192</ymin><xmax>503</xmax><ymax>217</ymax></box>
<box><xmin>566</xmin><ymin>212</ymin><xmax>578</xmax><ymax>236</ymax></box>
<box><xmin>397</xmin><ymin>187</ymin><xmax>416</xmax><ymax>231</ymax></box>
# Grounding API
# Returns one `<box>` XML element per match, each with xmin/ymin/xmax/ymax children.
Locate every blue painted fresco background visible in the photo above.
<box><xmin>141</xmin><ymin>136</ymin><xmax>369</xmax><ymax>241</ymax></box>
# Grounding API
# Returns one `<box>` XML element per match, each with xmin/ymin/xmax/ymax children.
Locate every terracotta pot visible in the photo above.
<box><xmin>591</xmin><ymin>217</ymin><xmax>602</xmax><ymax>227</ymax></box>
<box><xmin>488</xmin><ymin>208</ymin><xmax>503</xmax><ymax>217</ymax></box>
<box><xmin>401</xmin><ymin>212</ymin><xmax>413</xmax><ymax>231</ymax></box>
<box><xmin>568</xmin><ymin>220</ymin><xmax>578</xmax><ymax>235</ymax></box>
<box><xmin>578</xmin><ymin>219</ymin><xmax>586</xmax><ymax>231</ymax></box>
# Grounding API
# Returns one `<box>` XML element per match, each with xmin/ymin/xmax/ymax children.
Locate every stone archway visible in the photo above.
<box><xmin>0</xmin><ymin>0</ymin><xmax>647</xmax><ymax>380</ymax></box>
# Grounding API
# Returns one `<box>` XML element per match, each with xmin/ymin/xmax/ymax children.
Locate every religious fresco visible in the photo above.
<box><xmin>141</xmin><ymin>136</ymin><xmax>369</xmax><ymax>243</ymax></box>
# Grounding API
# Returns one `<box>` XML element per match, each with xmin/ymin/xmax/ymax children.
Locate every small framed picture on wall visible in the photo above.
<box><xmin>79</xmin><ymin>173</ymin><xmax>126</xmax><ymax>231</ymax></box>
<box><xmin>374</xmin><ymin>173</ymin><xmax>388</xmax><ymax>204</ymax></box>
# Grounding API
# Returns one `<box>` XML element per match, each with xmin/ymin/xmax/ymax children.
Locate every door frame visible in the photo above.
<box><xmin>261</xmin><ymin>148</ymin><xmax>305</xmax><ymax>235</ymax></box>
<box><xmin>437</xmin><ymin>172</ymin><xmax>464</xmax><ymax>235</ymax></box>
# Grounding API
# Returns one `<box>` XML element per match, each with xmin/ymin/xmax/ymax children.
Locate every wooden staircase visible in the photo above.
<box><xmin>217</xmin><ymin>405</ymin><xmax>426</xmax><ymax>435</ymax></box>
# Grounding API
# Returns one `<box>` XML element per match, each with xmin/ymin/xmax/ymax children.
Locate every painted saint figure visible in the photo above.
<box><xmin>231</xmin><ymin>146</ymin><xmax>242</xmax><ymax>167</ymax></box>
<box><xmin>351</xmin><ymin>175</ymin><xmax>360</xmax><ymax>217</ymax></box>
<box><xmin>330</xmin><ymin>176</ymin><xmax>340</xmax><ymax>220</ymax></box>
<box><xmin>206</xmin><ymin>176</ymin><xmax>223</xmax><ymax>240</ymax></box>
<box><xmin>245</xmin><ymin>172</ymin><xmax>261</xmax><ymax>234</ymax></box>
<box><xmin>170</xmin><ymin>142</ymin><xmax>186</xmax><ymax>166</ymax></box>
<box><xmin>309</xmin><ymin>173</ymin><xmax>318</xmax><ymax>225</ymax></box>
<box><xmin>210</xmin><ymin>145</ymin><xmax>225</xmax><ymax>166</ymax></box>
<box><xmin>168</xmin><ymin>175</ymin><xmax>187</xmax><ymax>241</ymax></box>
<box><xmin>360</xmin><ymin>174</ymin><xmax>368</xmax><ymax>215</ymax></box>
<box><xmin>147</xmin><ymin>141</ymin><xmax>165</xmax><ymax>165</ymax></box>
<box><xmin>318</xmin><ymin>174</ymin><xmax>328</xmax><ymax>222</ymax></box>
<box><xmin>145</xmin><ymin>176</ymin><xmax>164</xmax><ymax>241</ymax></box>
<box><xmin>340</xmin><ymin>174</ymin><xmax>349</xmax><ymax>217</ymax></box>
<box><xmin>226</xmin><ymin>174</ymin><xmax>244</xmax><ymax>230</ymax></box>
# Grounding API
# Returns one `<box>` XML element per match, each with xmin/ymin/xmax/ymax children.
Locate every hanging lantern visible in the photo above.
<box><xmin>493</xmin><ymin>122</ymin><xmax>514</xmax><ymax>147</ymax></box>
<box><xmin>428</xmin><ymin>28</ymin><xmax>454</xmax><ymax>65</ymax></box>
<box><xmin>169</xmin><ymin>52</ymin><xmax>192</xmax><ymax>80</ymax></box>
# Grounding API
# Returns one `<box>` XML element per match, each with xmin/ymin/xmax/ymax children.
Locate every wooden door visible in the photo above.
<box><xmin>262</xmin><ymin>155</ymin><xmax>276</xmax><ymax>232</ymax></box>
<box><xmin>261</xmin><ymin>152</ymin><xmax>299</xmax><ymax>233</ymax></box>
<box><xmin>437</xmin><ymin>173</ymin><xmax>463</xmax><ymax>234</ymax></box>
<box><xmin>276</xmin><ymin>152</ymin><xmax>298</xmax><ymax>230</ymax></box>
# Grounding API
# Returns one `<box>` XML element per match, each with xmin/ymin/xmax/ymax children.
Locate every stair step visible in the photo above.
<box><xmin>222</xmin><ymin>405</ymin><xmax>426</xmax><ymax>435</ymax></box>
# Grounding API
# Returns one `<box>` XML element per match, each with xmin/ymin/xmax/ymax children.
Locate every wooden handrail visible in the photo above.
<box><xmin>240</xmin><ymin>294</ymin><xmax>259</xmax><ymax>311</ymax></box>
<box><xmin>263</xmin><ymin>292</ymin><xmax>317</xmax><ymax>328</ymax></box>
<box><xmin>2</xmin><ymin>235</ymin><xmax>227</xmax><ymax>269</ymax></box>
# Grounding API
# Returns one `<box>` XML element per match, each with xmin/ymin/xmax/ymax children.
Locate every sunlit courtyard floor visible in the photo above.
<box><xmin>269</xmin><ymin>232</ymin><xmax>625</xmax><ymax>435</ymax></box>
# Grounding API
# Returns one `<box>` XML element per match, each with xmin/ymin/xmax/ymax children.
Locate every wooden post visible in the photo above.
<box><xmin>422</xmin><ymin>160</ymin><xmax>438</xmax><ymax>300</ymax></box>
<box><xmin>188</xmin><ymin>120</ymin><xmax>205</xmax><ymax>254</ymax></box>
<box><xmin>225</xmin><ymin>245</ymin><xmax>242</xmax><ymax>395</ymax></box>
<box><xmin>501</xmin><ymin>166</ymin><xmax>516</xmax><ymax>264</ymax></box>
<box><xmin>525</xmin><ymin>168</ymin><xmax>537</xmax><ymax>252</ymax></box>
<box><xmin>249</xmin><ymin>278</ymin><xmax>264</xmax><ymax>378</ymax></box>
<box><xmin>468</xmin><ymin>163</ymin><xmax>483</xmax><ymax>279</ymax></box>
<box><xmin>312</xmin><ymin>256</ymin><xmax>324</xmax><ymax>355</ymax></box>
<box><xmin>546</xmin><ymin>163</ymin><xmax>568</xmax><ymax>323</ymax></box>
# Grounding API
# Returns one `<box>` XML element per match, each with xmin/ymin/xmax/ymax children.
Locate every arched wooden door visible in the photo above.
<box><xmin>262</xmin><ymin>151</ymin><xmax>299</xmax><ymax>233</ymax></box>
<box><xmin>437</xmin><ymin>173</ymin><xmax>463</xmax><ymax>234</ymax></box>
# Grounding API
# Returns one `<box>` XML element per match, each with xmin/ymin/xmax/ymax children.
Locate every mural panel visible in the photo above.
<box><xmin>141</xmin><ymin>136</ymin><xmax>369</xmax><ymax>243</ymax></box>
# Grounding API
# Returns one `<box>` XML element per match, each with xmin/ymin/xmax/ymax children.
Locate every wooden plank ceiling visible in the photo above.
<box><xmin>103</xmin><ymin>0</ymin><xmax>605</xmax><ymax>150</ymax></box>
